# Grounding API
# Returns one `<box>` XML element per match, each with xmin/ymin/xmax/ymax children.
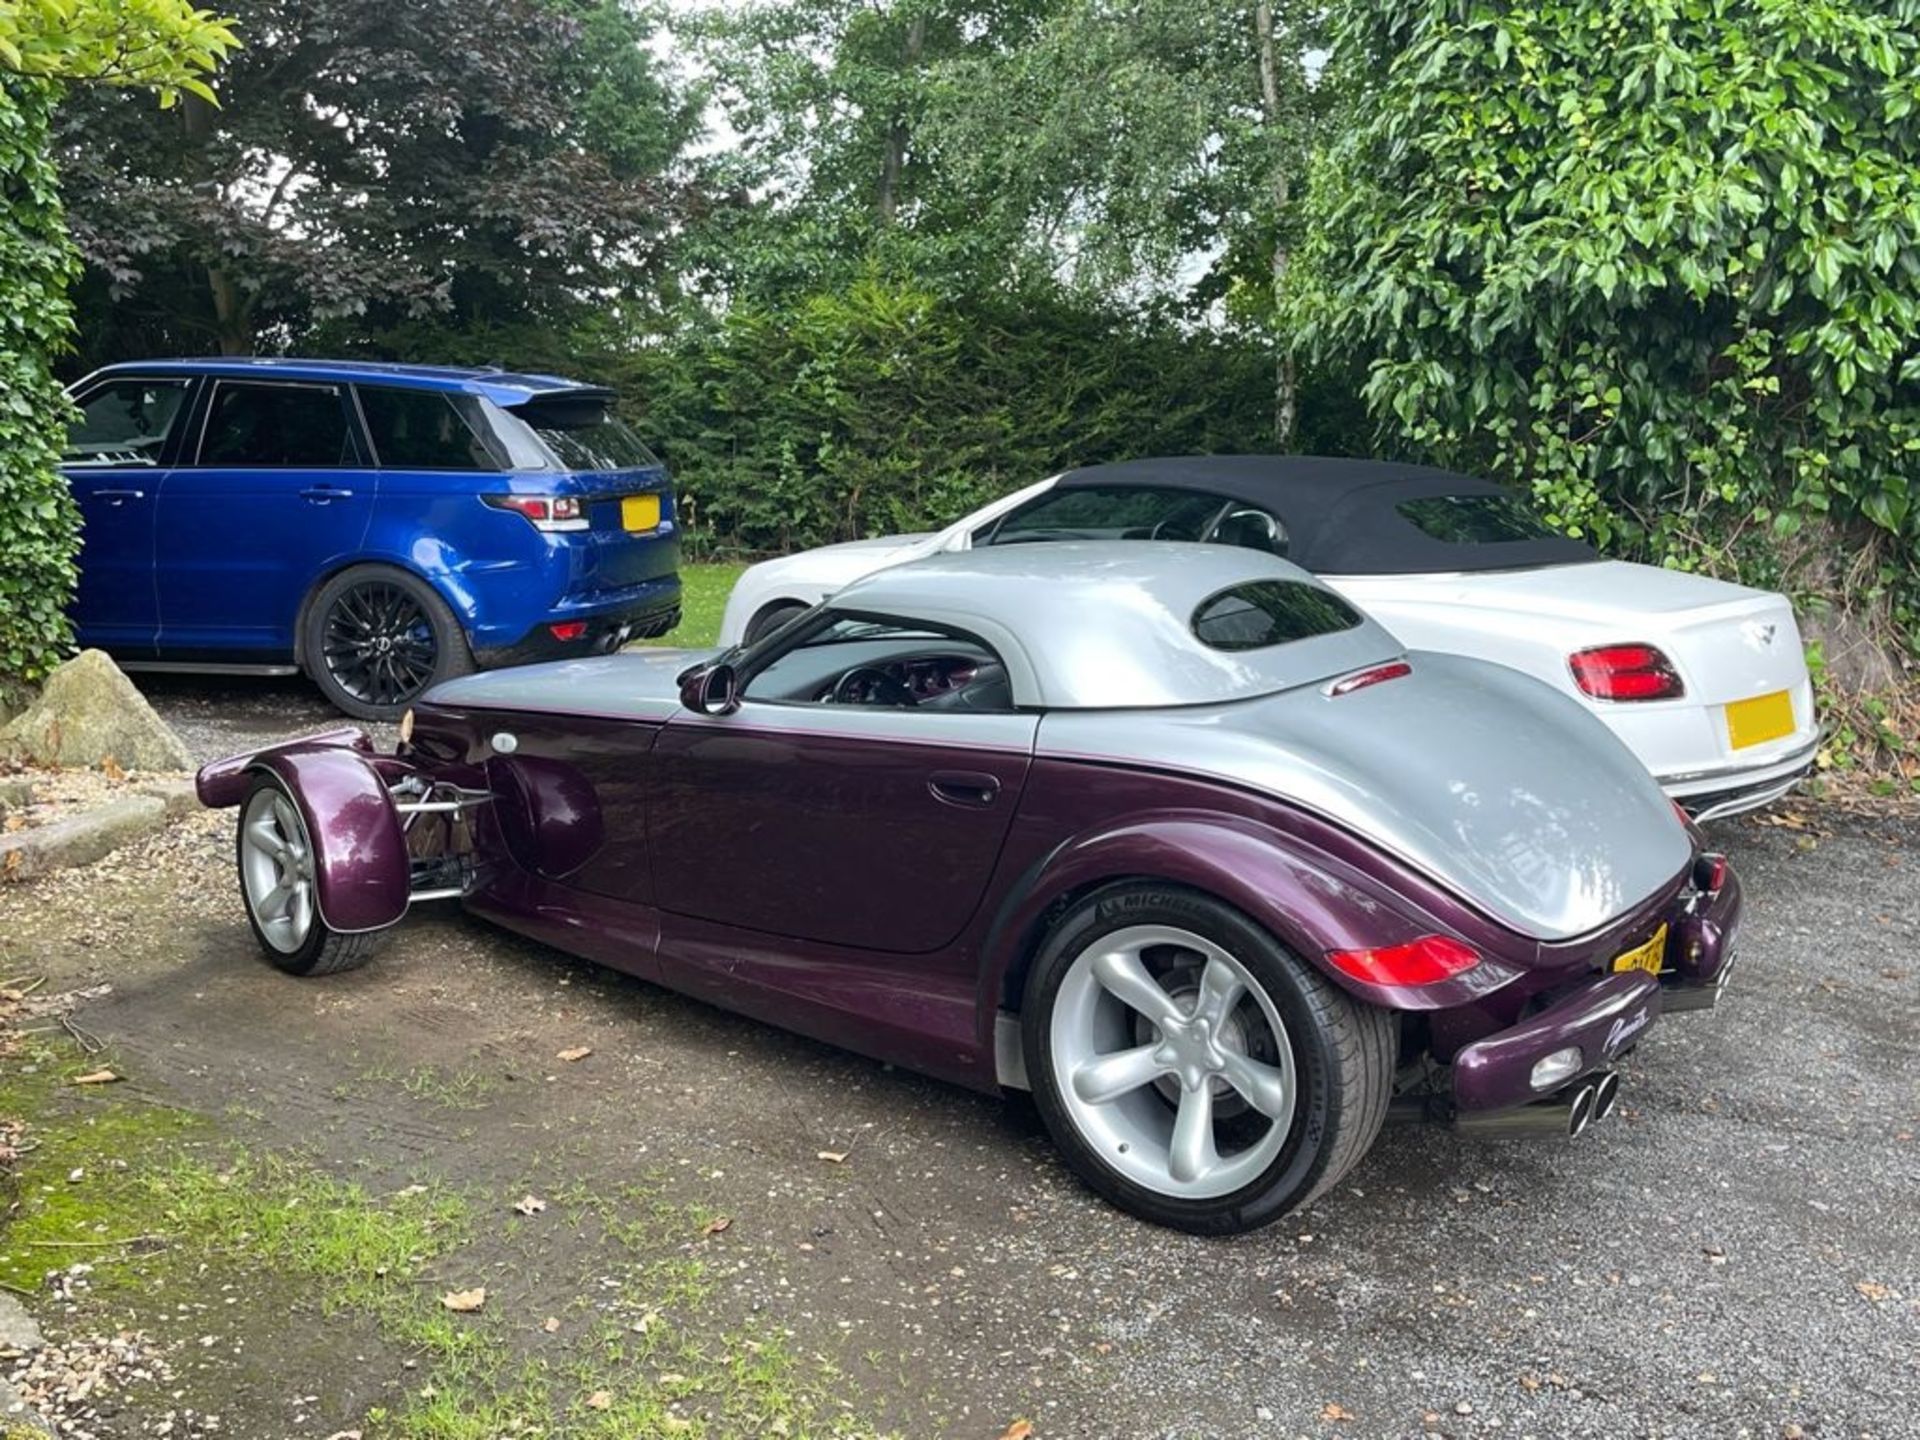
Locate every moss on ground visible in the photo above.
<box><xmin>0</xmin><ymin>1037</ymin><xmax>892</xmax><ymax>1438</ymax></box>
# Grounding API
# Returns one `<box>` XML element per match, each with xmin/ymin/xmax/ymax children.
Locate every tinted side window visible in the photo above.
<box><xmin>1191</xmin><ymin>581</ymin><xmax>1361</xmax><ymax>652</ymax></box>
<box><xmin>359</xmin><ymin>387</ymin><xmax>503</xmax><ymax>471</ymax></box>
<box><xmin>198</xmin><ymin>382</ymin><xmax>355</xmax><ymax>468</ymax></box>
<box><xmin>64</xmin><ymin>378</ymin><xmax>192</xmax><ymax>467</ymax></box>
<box><xmin>986</xmin><ymin>485</ymin><xmax>1226</xmax><ymax>544</ymax></box>
<box><xmin>1397</xmin><ymin>494</ymin><xmax>1557</xmax><ymax>544</ymax></box>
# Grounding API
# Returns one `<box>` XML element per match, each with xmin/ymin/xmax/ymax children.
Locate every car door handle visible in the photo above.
<box><xmin>928</xmin><ymin>771</ymin><xmax>1001</xmax><ymax>809</ymax></box>
<box><xmin>94</xmin><ymin>488</ymin><xmax>146</xmax><ymax>504</ymax></box>
<box><xmin>300</xmin><ymin>484</ymin><xmax>355</xmax><ymax>502</ymax></box>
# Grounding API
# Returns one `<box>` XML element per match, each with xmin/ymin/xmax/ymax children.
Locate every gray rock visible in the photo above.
<box><xmin>0</xmin><ymin>650</ymin><xmax>192</xmax><ymax>772</ymax></box>
<box><xmin>0</xmin><ymin>1378</ymin><xmax>55</xmax><ymax>1436</ymax></box>
<box><xmin>0</xmin><ymin>795</ymin><xmax>170</xmax><ymax>881</ymax></box>
<box><xmin>0</xmin><ymin>1291</ymin><xmax>44</xmax><ymax>1352</ymax></box>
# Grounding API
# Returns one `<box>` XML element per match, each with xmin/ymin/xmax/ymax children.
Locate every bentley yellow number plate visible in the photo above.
<box><xmin>1725</xmin><ymin>689</ymin><xmax>1793</xmax><ymax>750</ymax></box>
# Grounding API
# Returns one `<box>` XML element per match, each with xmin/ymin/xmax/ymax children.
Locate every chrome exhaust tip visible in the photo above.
<box><xmin>1567</xmin><ymin>1083</ymin><xmax>1596</xmax><ymax>1139</ymax></box>
<box><xmin>1591</xmin><ymin>1070</ymin><xmax>1621</xmax><ymax>1123</ymax></box>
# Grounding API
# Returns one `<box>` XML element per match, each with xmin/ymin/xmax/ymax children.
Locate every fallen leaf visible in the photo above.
<box><xmin>513</xmin><ymin>1194</ymin><xmax>547</xmax><ymax>1216</ymax></box>
<box><xmin>542</xmin><ymin>1315</ymin><xmax>561</xmax><ymax>1334</ymax></box>
<box><xmin>701</xmin><ymin>1215</ymin><xmax>732</xmax><ymax>1237</ymax></box>
<box><xmin>441</xmin><ymin>1287</ymin><xmax>486</xmax><ymax>1313</ymax></box>
<box><xmin>1856</xmin><ymin>1280</ymin><xmax>1893</xmax><ymax>1302</ymax></box>
<box><xmin>71</xmin><ymin>1069</ymin><xmax>119</xmax><ymax>1086</ymax></box>
<box><xmin>998</xmin><ymin>1422</ymin><xmax>1034</xmax><ymax>1440</ymax></box>
<box><xmin>1321</xmin><ymin>1402</ymin><xmax>1355</xmax><ymax>1422</ymax></box>
<box><xmin>585</xmin><ymin>1391</ymin><xmax>612</xmax><ymax>1411</ymax></box>
<box><xmin>556</xmin><ymin>1046</ymin><xmax>593</xmax><ymax>1062</ymax></box>
<box><xmin>323</xmin><ymin>1432</ymin><xmax>363</xmax><ymax>1440</ymax></box>
<box><xmin>816</xmin><ymin>1150</ymin><xmax>849</xmax><ymax>1164</ymax></box>
<box><xmin>100</xmin><ymin>756</ymin><xmax>126</xmax><ymax>782</ymax></box>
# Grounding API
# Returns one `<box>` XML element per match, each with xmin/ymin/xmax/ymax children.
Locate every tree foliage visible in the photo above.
<box><xmin>0</xmin><ymin>1</ymin><xmax>238</xmax><ymax>690</ymax></box>
<box><xmin>59</xmin><ymin>0</ymin><xmax>697</xmax><ymax>360</ymax></box>
<box><xmin>1286</xmin><ymin>0</ymin><xmax>1920</xmax><ymax>621</ymax></box>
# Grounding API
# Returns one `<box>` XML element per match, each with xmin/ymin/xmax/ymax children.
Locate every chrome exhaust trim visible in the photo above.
<box><xmin>1455</xmin><ymin>1081</ymin><xmax>1598</xmax><ymax>1139</ymax></box>
<box><xmin>1591</xmin><ymin>1070</ymin><xmax>1621</xmax><ymax>1123</ymax></box>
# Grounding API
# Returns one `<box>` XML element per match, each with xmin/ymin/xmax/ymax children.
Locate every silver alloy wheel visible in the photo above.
<box><xmin>240</xmin><ymin>785</ymin><xmax>318</xmax><ymax>955</ymax></box>
<box><xmin>1050</xmin><ymin>924</ymin><xmax>1297</xmax><ymax>1201</ymax></box>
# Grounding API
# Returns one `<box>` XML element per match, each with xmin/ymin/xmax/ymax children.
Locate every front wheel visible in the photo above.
<box><xmin>237</xmin><ymin>773</ymin><xmax>382</xmax><ymax>977</ymax></box>
<box><xmin>304</xmin><ymin>565</ymin><xmax>473</xmax><ymax>720</ymax></box>
<box><xmin>1022</xmin><ymin>884</ymin><xmax>1395</xmax><ymax>1234</ymax></box>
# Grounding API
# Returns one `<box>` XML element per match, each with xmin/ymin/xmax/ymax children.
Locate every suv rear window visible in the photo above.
<box><xmin>1396</xmin><ymin>493</ymin><xmax>1557</xmax><ymax>544</ymax></box>
<box><xmin>1191</xmin><ymin>581</ymin><xmax>1361</xmax><ymax>652</ymax></box>
<box><xmin>359</xmin><ymin>387</ymin><xmax>505</xmax><ymax>471</ymax></box>
<box><xmin>518</xmin><ymin>396</ymin><xmax>660</xmax><ymax>472</ymax></box>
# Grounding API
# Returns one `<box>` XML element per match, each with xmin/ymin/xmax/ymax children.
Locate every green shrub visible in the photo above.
<box><xmin>0</xmin><ymin>75</ymin><xmax>82</xmax><ymax>687</ymax></box>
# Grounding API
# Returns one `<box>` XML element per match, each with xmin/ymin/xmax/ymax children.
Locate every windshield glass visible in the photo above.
<box><xmin>1396</xmin><ymin>493</ymin><xmax>1558</xmax><ymax>544</ymax></box>
<box><xmin>984</xmin><ymin>485</ymin><xmax>1225</xmax><ymax>544</ymax></box>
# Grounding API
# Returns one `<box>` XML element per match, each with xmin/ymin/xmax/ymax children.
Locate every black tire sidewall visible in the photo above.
<box><xmin>745</xmin><ymin>602</ymin><xmax>808</xmax><ymax>645</ymax></box>
<box><xmin>1022</xmin><ymin>883</ymin><xmax>1366</xmax><ymax>1235</ymax></box>
<box><xmin>304</xmin><ymin>564</ymin><xmax>472</xmax><ymax>720</ymax></box>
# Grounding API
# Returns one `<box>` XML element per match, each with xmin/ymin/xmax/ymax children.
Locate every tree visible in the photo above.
<box><xmin>1285</xmin><ymin>0</ymin><xmax>1920</xmax><ymax>604</ymax></box>
<box><xmin>0</xmin><ymin>1</ymin><xmax>236</xmax><ymax>691</ymax></box>
<box><xmin>58</xmin><ymin>0</ymin><xmax>699</xmax><ymax>362</ymax></box>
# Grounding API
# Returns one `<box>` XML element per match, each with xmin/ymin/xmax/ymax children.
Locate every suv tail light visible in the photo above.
<box><xmin>1326</xmin><ymin>935</ymin><xmax>1481</xmax><ymax>987</ymax></box>
<box><xmin>1568</xmin><ymin>644</ymin><xmax>1684</xmax><ymax>701</ymax></box>
<box><xmin>483</xmin><ymin>493</ymin><xmax>589</xmax><ymax>533</ymax></box>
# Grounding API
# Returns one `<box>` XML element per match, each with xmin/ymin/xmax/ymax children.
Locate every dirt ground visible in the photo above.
<box><xmin>1</xmin><ymin>676</ymin><xmax>1916</xmax><ymax>1439</ymax></box>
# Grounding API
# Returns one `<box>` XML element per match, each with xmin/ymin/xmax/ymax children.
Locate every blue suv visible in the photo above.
<box><xmin>61</xmin><ymin>359</ymin><xmax>681</xmax><ymax>719</ymax></box>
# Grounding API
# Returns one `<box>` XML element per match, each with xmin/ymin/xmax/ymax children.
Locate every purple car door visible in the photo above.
<box><xmin>649</xmin><ymin>703</ymin><xmax>1037</xmax><ymax>954</ymax></box>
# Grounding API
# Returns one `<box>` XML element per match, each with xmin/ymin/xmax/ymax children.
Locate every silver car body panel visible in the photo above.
<box><xmin>830</xmin><ymin>542</ymin><xmax>1405</xmax><ymax>710</ymax></box>
<box><xmin>1040</xmin><ymin>650</ymin><xmax>1689</xmax><ymax>941</ymax></box>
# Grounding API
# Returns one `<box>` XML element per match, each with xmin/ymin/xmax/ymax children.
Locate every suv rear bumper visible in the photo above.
<box><xmin>472</xmin><ymin>575</ymin><xmax>681</xmax><ymax>668</ymax></box>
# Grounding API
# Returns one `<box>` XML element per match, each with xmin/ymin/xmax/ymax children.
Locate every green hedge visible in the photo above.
<box><xmin>0</xmin><ymin>74</ymin><xmax>81</xmax><ymax>690</ymax></box>
<box><xmin>610</xmin><ymin>278</ymin><xmax>1308</xmax><ymax>556</ymax></box>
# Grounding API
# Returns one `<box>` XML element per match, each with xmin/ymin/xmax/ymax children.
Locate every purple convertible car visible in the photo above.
<box><xmin>197</xmin><ymin>544</ymin><xmax>1741</xmax><ymax>1233</ymax></box>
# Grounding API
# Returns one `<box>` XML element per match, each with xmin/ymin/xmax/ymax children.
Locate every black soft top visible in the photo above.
<box><xmin>1051</xmin><ymin>455</ymin><xmax>1598</xmax><ymax>575</ymax></box>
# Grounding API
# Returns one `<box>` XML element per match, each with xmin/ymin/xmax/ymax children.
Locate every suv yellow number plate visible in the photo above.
<box><xmin>1611</xmin><ymin>923</ymin><xmax>1669</xmax><ymax>976</ymax></box>
<box><xmin>1725</xmin><ymin>690</ymin><xmax>1793</xmax><ymax>749</ymax></box>
<box><xmin>621</xmin><ymin>494</ymin><xmax>661</xmax><ymax>532</ymax></box>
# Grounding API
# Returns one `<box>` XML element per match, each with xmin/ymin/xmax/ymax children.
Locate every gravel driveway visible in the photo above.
<box><xmin>1</xmin><ymin>674</ymin><xmax>1913</xmax><ymax>1439</ymax></box>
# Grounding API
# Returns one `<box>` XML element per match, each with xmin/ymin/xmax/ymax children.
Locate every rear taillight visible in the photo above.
<box><xmin>1326</xmin><ymin>935</ymin><xmax>1481</xmax><ymax>987</ymax></box>
<box><xmin>483</xmin><ymin>493</ymin><xmax>588</xmax><ymax>533</ymax></box>
<box><xmin>1692</xmin><ymin>852</ymin><xmax>1728</xmax><ymax>895</ymax></box>
<box><xmin>1568</xmin><ymin>644</ymin><xmax>1685</xmax><ymax>701</ymax></box>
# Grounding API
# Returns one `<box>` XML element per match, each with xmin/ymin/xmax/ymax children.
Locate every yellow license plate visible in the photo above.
<box><xmin>1725</xmin><ymin>689</ymin><xmax>1794</xmax><ymax>750</ymax></box>
<box><xmin>620</xmin><ymin>494</ymin><xmax>661</xmax><ymax>532</ymax></box>
<box><xmin>1611</xmin><ymin>923</ymin><xmax>1669</xmax><ymax>976</ymax></box>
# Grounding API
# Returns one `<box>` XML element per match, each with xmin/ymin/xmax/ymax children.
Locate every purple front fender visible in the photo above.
<box><xmin>196</xmin><ymin>727</ymin><xmax>374</xmax><ymax>809</ymax></box>
<box><xmin>247</xmin><ymin>747</ymin><xmax>411</xmax><ymax>936</ymax></box>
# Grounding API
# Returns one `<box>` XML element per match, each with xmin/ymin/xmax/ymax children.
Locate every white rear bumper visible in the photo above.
<box><xmin>1658</xmin><ymin>734</ymin><xmax>1819</xmax><ymax>822</ymax></box>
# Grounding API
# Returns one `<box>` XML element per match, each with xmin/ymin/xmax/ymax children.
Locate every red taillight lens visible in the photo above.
<box><xmin>1326</xmin><ymin>660</ymin><xmax>1412</xmax><ymax>697</ymax></box>
<box><xmin>548</xmin><ymin>621</ymin><xmax>589</xmax><ymax>642</ymax></box>
<box><xmin>1326</xmin><ymin>935</ymin><xmax>1481</xmax><ymax>987</ymax></box>
<box><xmin>1568</xmin><ymin>644</ymin><xmax>1685</xmax><ymax>701</ymax></box>
<box><xmin>1692</xmin><ymin>852</ymin><xmax>1728</xmax><ymax>895</ymax></box>
<box><xmin>483</xmin><ymin>494</ymin><xmax>586</xmax><ymax>531</ymax></box>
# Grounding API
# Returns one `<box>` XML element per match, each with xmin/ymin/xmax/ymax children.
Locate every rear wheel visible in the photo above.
<box><xmin>304</xmin><ymin>565</ymin><xmax>473</xmax><ymax>720</ymax></box>
<box><xmin>744</xmin><ymin>600</ymin><xmax>809</xmax><ymax>644</ymax></box>
<box><xmin>237</xmin><ymin>773</ymin><xmax>381</xmax><ymax>976</ymax></box>
<box><xmin>1022</xmin><ymin>883</ymin><xmax>1394</xmax><ymax>1234</ymax></box>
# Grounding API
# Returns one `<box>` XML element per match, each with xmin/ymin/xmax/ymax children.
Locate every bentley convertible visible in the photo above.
<box><xmin>197</xmin><ymin>544</ymin><xmax>1742</xmax><ymax>1234</ymax></box>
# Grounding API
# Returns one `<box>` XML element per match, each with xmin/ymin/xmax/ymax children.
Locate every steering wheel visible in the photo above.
<box><xmin>830</xmin><ymin>665</ymin><xmax>915</xmax><ymax>707</ymax></box>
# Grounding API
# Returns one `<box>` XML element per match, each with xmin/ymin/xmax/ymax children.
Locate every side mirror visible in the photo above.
<box><xmin>681</xmin><ymin>662</ymin><xmax>741</xmax><ymax>716</ymax></box>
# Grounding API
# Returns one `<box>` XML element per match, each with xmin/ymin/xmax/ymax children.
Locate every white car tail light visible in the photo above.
<box><xmin>1568</xmin><ymin>643</ymin><xmax>1684</xmax><ymax>701</ymax></box>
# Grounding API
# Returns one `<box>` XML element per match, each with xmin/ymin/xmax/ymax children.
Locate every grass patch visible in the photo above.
<box><xmin>643</xmin><ymin>563</ymin><xmax>747</xmax><ymax>650</ymax></box>
<box><xmin>0</xmin><ymin>1040</ymin><xmax>896</xmax><ymax>1438</ymax></box>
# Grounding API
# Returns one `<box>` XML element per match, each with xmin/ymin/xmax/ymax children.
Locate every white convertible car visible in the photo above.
<box><xmin>719</xmin><ymin>456</ymin><xmax>1817</xmax><ymax>820</ymax></box>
